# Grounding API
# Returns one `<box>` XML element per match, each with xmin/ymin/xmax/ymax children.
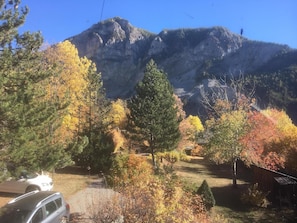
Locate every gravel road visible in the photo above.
<box><xmin>68</xmin><ymin>178</ymin><xmax>119</xmax><ymax>223</ymax></box>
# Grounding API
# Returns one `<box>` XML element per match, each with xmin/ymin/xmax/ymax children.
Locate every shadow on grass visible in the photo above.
<box><xmin>189</xmin><ymin>157</ymin><xmax>253</xmax><ymax>182</ymax></box>
<box><xmin>56</xmin><ymin>166</ymin><xmax>90</xmax><ymax>175</ymax></box>
<box><xmin>176</xmin><ymin>157</ymin><xmax>297</xmax><ymax>222</ymax></box>
<box><xmin>211</xmin><ymin>184</ymin><xmax>248</xmax><ymax>209</ymax></box>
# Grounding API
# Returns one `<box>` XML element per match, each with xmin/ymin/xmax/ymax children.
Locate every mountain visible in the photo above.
<box><xmin>68</xmin><ymin>17</ymin><xmax>297</xmax><ymax>122</ymax></box>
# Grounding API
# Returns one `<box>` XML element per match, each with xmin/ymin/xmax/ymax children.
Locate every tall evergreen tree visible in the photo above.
<box><xmin>127</xmin><ymin>60</ymin><xmax>180</xmax><ymax>167</ymax></box>
<box><xmin>73</xmin><ymin>62</ymin><xmax>112</xmax><ymax>172</ymax></box>
<box><xmin>0</xmin><ymin>0</ymin><xmax>67</xmax><ymax>175</ymax></box>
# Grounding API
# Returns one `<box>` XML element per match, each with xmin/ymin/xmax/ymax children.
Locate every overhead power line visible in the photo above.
<box><xmin>100</xmin><ymin>0</ymin><xmax>106</xmax><ymax>21</ymax></box>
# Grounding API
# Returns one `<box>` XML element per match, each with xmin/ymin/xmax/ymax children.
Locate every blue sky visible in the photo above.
<box><xmin>19</xmin><ymin>0</ymin><xmax>297</xmax><ymax>48</ymax></box>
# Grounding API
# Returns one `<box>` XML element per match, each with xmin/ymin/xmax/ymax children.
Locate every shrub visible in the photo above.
<box><xmin>104</xmin><ymin>154</ymin><xmax>210</xmax><ymax>222</ymax></box>
<box><xmin>210</xmin><ymin>213</ymin><xmax>229</xmax><ymax>223</ymax></box>
<box><xmin>240</xmin><ymin>183</ymin><xmax>270</xmax><ymax>208</ymax></box>
<box><xmin>107</xmin><ymin>154</ymin><xmax>153</xmax><ymax>188</ymax></box>
<box><xmin>156</xmin><ymin>150</ymin><xmax>190</xmax><ymax>174</ymax></box>
<box><xmin>196</xmin><ymin>180</ymin><xmax>216</xmax><ymax>210</ymax></box>
<box><xmin>181</xmin><ymin>179</ymin><xmax>199</xmax><ymax>194</ymax></box>
<box><xmin>190</xmin><ymin>145</ymin><xmax>204</xmax><ymax>156</ymax></box>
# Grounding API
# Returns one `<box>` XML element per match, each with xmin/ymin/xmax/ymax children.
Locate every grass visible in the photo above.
<box><xmin>52</xmin><ymin>166</ymin><xmax>95</xmax><ymax>199</ymax></box>
<box><xmin>174</xmin><ymin>156</ymin><xmax>297</xmax><ymax>223</ymax></box>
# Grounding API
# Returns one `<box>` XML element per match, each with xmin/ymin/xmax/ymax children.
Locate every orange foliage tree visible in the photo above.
<box><xmin>242</xmin><ymin>108</ymin><xmax>297</xmax><ymax>171</ymax></box>
<box><xmin>241</xmin><ymin>110</ymin><xmax>284</xmax><ymax>170</ymax></box>
<box><xmin>262</xmin><ymin>109</ymin><xmax>297</xmax><ymax>172</ymax></box>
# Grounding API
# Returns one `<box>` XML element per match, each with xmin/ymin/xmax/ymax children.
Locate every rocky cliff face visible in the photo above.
<box><xmin>68</xmin><ymin>17</ymin><xmax>155</xmax><ymax>98</ymax></box>
<box><xmin>68</xmin><ymin>17</ymin><xmax>296</xmax><ymax>118</ymax></box>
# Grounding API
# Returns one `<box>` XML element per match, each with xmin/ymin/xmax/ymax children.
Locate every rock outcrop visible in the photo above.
<box><xmin>68</xmin><ymin>17</ymin><xmax>296</xmax><ymax>119</ymax></box>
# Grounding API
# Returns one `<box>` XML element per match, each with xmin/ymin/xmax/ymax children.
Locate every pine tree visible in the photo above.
<box><xmin>0</xmin><ymin>0</ymin><xmax>68</xmax><ymax>174</ymax></box>
<box><xmin>197</xmin><ymin>179</ymin><xmax>216</xmax><ymax>210</ymax></box>
<box><xmin>127</xmin><ymin>59</ymin><xmax>180</xmax><ymax>167</ymax></box>
<box><xmin>73</xmin><ymin>61</ymin><xmax>111</xmax><ymax>171</ymax></box>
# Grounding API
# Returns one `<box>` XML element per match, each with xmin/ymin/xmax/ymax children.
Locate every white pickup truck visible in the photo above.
<box><xmin>0</xmin><ymin>171</ymin><xmax>53</xmax><ymax>194</ymax></box>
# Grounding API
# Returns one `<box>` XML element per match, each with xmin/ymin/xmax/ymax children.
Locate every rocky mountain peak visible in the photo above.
<box><xmin>67</xmin><ymin>17</ymin><xmax>296</xmax><ymax>119</ymax></box>
<box><xmin>68</xmin><ymin>17</ymin><xmax>154</xmax><ymax>57</ymax></box>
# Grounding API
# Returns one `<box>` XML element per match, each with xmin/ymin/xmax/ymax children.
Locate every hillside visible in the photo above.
<box><xmin>68</xmin><ymin>17</ymin><xmax>297</xmax><ymax>122</ymax></box>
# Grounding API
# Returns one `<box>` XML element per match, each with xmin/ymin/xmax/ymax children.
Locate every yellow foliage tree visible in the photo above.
<box><xmin>177</xmin><ymin>115</ymin><xmax>204</xmax><ymax>152</ymax></box>
<box><xmin>45</xmin><ymin>41</ymin><xmax>92</xmax><ymax>140</ymax></box>
<box><xmin>104</xmin><ymin>99</ymin><xmax>129</xmax><ymax>153</ymax></box>
<box><xmin>261</xmin><ymin>109</ymin><xmax>297</xmax><ymax>171</ymax></box>
<box><xmin>262</xmin><ymin>108</ymin><xmax>297</xmax><ymax>137</ymax></box>
<box><xmin>188</xmin><ymin>115</ymin><xmax>204</xmax><ymax>132</ymax></box>
<box><xmin>108</xmin><ymin>99</ymin><xmax>127</xmax><ymax>129</ymax></box>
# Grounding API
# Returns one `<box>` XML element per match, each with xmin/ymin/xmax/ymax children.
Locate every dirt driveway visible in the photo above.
<box><xmin>69</xmin><ymin>178</ymin><xmax>120</xmax><ymax>223</ymax></box>
<box><xmin>0</xmin><ymin>192</ymin><xmax>15</xmax><ymax>207</ymax></box>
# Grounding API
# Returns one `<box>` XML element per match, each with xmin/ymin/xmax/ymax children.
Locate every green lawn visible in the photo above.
<box><xmin>175</xmin><ymin>157</ymin><xmax>297</xmax><ymax>223</ymax></box>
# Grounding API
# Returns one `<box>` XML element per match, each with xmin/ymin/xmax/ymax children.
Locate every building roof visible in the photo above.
<box><xmin>274</xmin><ymin>177</ymin><xmax>297</xmax><ymax>186</ymax></box>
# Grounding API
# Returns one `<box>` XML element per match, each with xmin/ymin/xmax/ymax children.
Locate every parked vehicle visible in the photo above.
<box><xmin>0</xmin><ymin>171</ymin><xmax>53</xmax><ymax>194</ymax></box>
<box><xmin>0</xmin><ymin>190</ymin><xmax>70</xmax><ymax>223</ymax></box>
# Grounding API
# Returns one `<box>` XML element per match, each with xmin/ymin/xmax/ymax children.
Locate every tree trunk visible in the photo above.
<box><xmin>151</xmin><ymin>148</ymin><xmax>157</xmax><ymax>169</ymax></box>
<box><xmin>150</xmin><ymin>134</ymin><xmax>157</xmax><ymax>169</ymax></box>
<box><xmin>232</xmin><ymin>159</ymin><xmax>238</xmax><ymax>188</ymax></box>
